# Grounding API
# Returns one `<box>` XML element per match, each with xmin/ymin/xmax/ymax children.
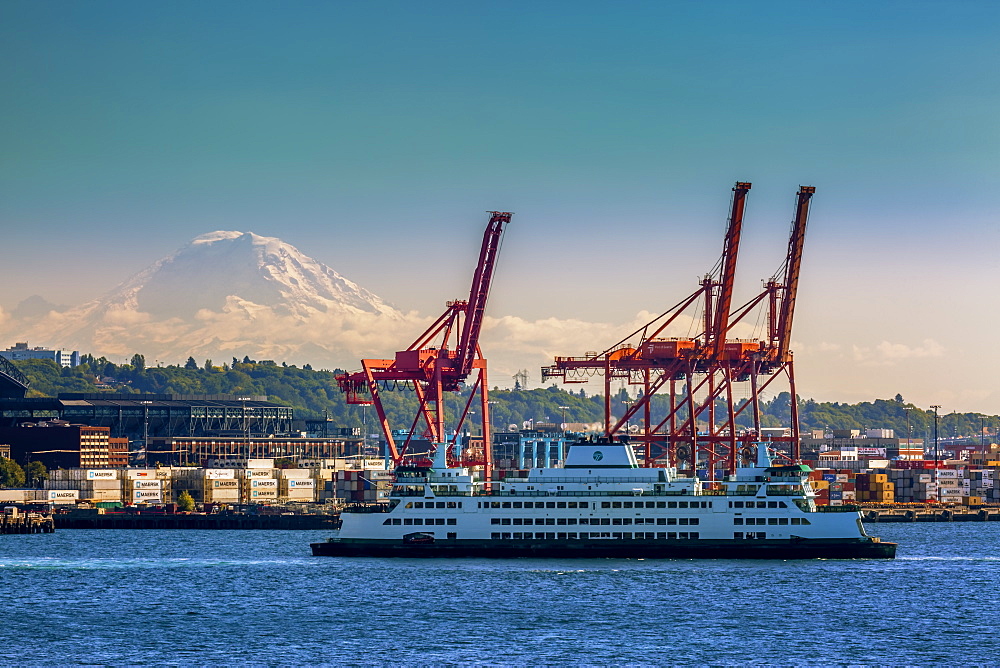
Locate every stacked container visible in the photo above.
<box><xmin>244</xmin><ymin>468</ymin><xmax>278</xmax><ymax>503</ymax></box>
<box><xmin>203</xmin><ymin>469</ymin><xmax>240</xmax><ymax>504</ymax></box>
<box><xmin>279</xmin><ymin>469</ymin><xmax>316</xmax><ymax>502</ymax></box>
<box><xmin>856</xmin><ymin>472</ymin><xmax>895</xmax><ymax>503</ymax></box>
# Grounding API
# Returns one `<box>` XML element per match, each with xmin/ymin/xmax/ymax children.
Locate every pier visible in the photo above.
<box><xmin>0</xmin><ymin>512</ymin><xmax>55</xmax><ymax>533</ymax></box>
<box><xmin>863</xmin><ymin>508</ymin><xmax>1000</xmax><ymax>523</ymax></box>
<box><xmin>54</xmin><ymin>509</ymin><xmax>339</xmax><ymax>530</ymax></box>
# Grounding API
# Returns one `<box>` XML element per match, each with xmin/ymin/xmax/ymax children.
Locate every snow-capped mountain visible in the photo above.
<box><xmin>3</xmin><ymin>231</ymin><xmax>415</xmax><ymax>367</ymax></box>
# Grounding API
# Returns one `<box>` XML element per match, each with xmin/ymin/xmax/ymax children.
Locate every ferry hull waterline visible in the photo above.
<box><xmin>311</xmin><ymin>441</ymin><xmax>897</xmax><ymax>560</ymax></box>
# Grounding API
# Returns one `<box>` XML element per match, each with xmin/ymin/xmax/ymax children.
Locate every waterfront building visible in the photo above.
<box><xmin>0</xmin><ymin>422</ymin><xmax>114</xmax><ymax>469</ymax></box>
<box><xmin>0</xmin><ymin>342</ymin><xmax>80</xmax><ymax>368</ymax></box>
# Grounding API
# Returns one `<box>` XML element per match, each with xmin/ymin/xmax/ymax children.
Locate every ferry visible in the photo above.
<box><xmin>311</xmin><ymin>440</ymin><xmax>896</xmax><ymax>559</ymax></box>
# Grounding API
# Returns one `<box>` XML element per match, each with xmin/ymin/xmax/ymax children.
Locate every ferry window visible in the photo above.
<box><xmin>757</xmin><ymin>501</ymin><xmax>767</xmax><ymax>509</ymax></box>
<box><xmin>499</xmin><ymin>518</ymin><xmax>509</xmax><ymax>525</ymax></box>
<box><xmin>668</xmin><ymin>502</ymin><xmax>677</xmax><ymax>508</ymax></box>
<box><xmin>413</xmin><ymin>519</ymin><xmax>423</xmax><ymax>525</ymax></box>
<box><xmin>667</xmin><ymin>518</ymin><xmax>677</xmax><ymax>525</ymax></box>
<box><xmin>447</xmin><ymin>533</ymin><xmax>457</xmax><ymax>539</ymax></box>
<box><xmin>382</xmin><ymin>519</ymin><xmax>392</xmax><ymax>525</ymax></box>
<box><xmin>404</xmin><ymin>518</ymin><xmax>413</xmax><ymax>525</ymax></box>
<box><xmin>557</xmin><ymin>532</ymin><xmax>567</xmax><ymax>539</ymax></box>
<box><xmin>557</xmin><ymin>502</ymin><xmax>567</xmax><ymax>509</ymax></box>
<box><xmin>513</xmin><ymin>518</ymin><xmax>522</xmax><ymax>525</ymax></box>
<box><xmin>414</xmin><ymin>502</ymin><xmax>423</xmax><ymax>509</ymax></box>
<box><xmin>612</xmin><ymin>518</ymin><xmax>622</xmax><ymax>525</ymax></box>
<box><xmin>446</xmin><ymin>502</ymin><xmax>456</xmax><ymax>509</ymax></box>
<box><xmin>405</xmin><ymin>502</ymin><xmax>414</xmax><ymax>509</ymax></box>
<box><xmin>768</xmin><ymin>502</ymin><xmax>778</xmax><ymax>508</ymax></box>
<box><xmin>491</xmin><ymin>518</ymin><xmax>501</xmax><ymax>525</ymax></box>
<box><xmin>678</xmin><ymin>502</ymin><xmax>688</xmax><ymax>509</ymax></box>
<box><xmin>734</xmin><ymin>518</ymin><xmax>744</xmax><ymax>525</ymax></box>
<box><xmin>679</xmin><ymin>518</ymin><xmax>689</xmax><ymax>525</ymax></box>
<box><xmin>646</xmin><ymin>502</ymin><xmax>656</xmax><ymax>509</ymax></box>
<box><xmin>502</xmin><ymin>502</ymin><xmax>511</xmax><ymax>508</ymax></box>
<box><xmin>546</xmin><ymin>502</ymin><xmax>556</xmax><ymax>509</ymax></box>
<box><xmin>802</xmin><ymin>518</ymin><xmax>811</xmax><ymax>525</ymax></box>
<box><xmin>791</xmin><ymin>517</ymin><xmax>801</xmax><ymax>525</ymax></box>
<box><xmin>733</xmin><ymin>501</ymin><xmax>743</xmax><ymax>508</ymax></box>
<box><xmin>492</xmin><ymin>533</ymin><xmax>501</xmax><ymax>539</ymax></box>
<box><xmin>491</xmin><ymin>502</ymin><xmax>501</xmax><ymax>509</ymax></box>
<box><xmin>579</xmin><ymin>518</ymin><xmax>589</xmax><ymax>525</ymax></box>
<box><xmin>612</xmin><ymin>532</ymin><xmax>622</xmax><ymax>539</ymax></box>
<box><xmin>690</xmin><ymin>518</ymin><xmax>699</xmax><ymax>526</ymax></box>
<box><xmin>568</xmin><ymin>518</ymin><xmax>577</xmax><ymax>525</ymax></box>
<box><xmin>513</xmin><ymin>532</ymin><xmax>522</xmax><ymax>539</ymax></box>
<box><xmin>394</xmin><ymin>519</ymin><xmax>402</xmax><ymax>525</ymax></box>
<box><xmin>600</xmin><ymin>518</ymin><xmax>611</xmax><ymax>525</ymax></box>
<box><xmin>734</xmin><ymin>532</ymin><xmax>744</xmax><ymax>539</ymax></box>
<box><xmin>437</xmin><ymin>519</ymin><xmax>447</xmax><ymax>525</ymax></box>
<box><xmin>623</xmin><ymin>502</ymin><xmax>633</xmax><ymax>509</ymax></box>
<box><xmin>622</xmin><ymin>518</ymin><xmax>632</xmax><ymax>525</ymax></box>
<box><xmin>657</xmin><ymin>518</ymin><xmax>666</xmax><ymax>525</ymax></box>
<box><xmin>657</xmin><ymin>502</ymin><xmax>666</xmax><ymax>509</ymax></box>
<box><xmin>657</xmin><ymin>532</ymin><xmax>667</xmax><ymax>539</ymax></box>
<box><xmin>557</xmin><ymin>518</ymin><xmax>567</xmax><ymax>525</ymax></box>
<box><xmin>457</xmin><ymin>502</ymin><xmax>462</xmax><ymax>508</ymax></box>
<box><xmin>778</xmin><ymin>502</ymin><xmax>787</xmax><ymax>508</ymax></box>
<box><xmin>768</xmin><ymin>518</ymin><xmax>778</xmax><ymax>525</ymax></box>
<box><xmin>667</xmin><ymin>532</ymin><xmax>677</xmax><ymax>539</ymax></box>
<box><xmin>778</xmin><ymin>518</ymin><xmax>788</xmax><ymax>525</ymax></box>
<box><xmin>690</xmin><ymin>532</ymin><xmax>700</xmax><ymax>539</ymax></box>
<box><xmin>568</xmin><ymin>533</ymin><xmax>578</xmax><ymax>539</ymax></box>
<box><xmin>568</xmin><ymin>502</ymin><xmax>578</xmax><ymax>509</ymax></box>
<box><xmin>447</xmin><ymin>518</ymin><xmax>456</xmax><ymax>525</ymax></box>
<box><xmin>602</xmin><ymin>502</ymin><xmax>611</xmax><ymax>509</ymax></box>
<box><xmin>580</xmin><ymin>502</ymin><xmax>589</xmax><ymax>508</ymax></box>
<box><xmin>612</xmin><ymin>502</ymin><xmax>622</xmax><ymax>509</ymax></box>
<box><xmin>513</xmin><ymin>502</ymin><xmax>523</xmax><ymax>509</ymax></box>
<box><xmin>545</xmin><ymin>518</ymin><xmax>555</xmax><ymax>526</ymax></box>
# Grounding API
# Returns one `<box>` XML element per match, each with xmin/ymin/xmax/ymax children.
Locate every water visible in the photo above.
<box><xmin>0</xmin><ymin>525</ymin><xmax>997</xmax><ymax>665</ymax></box>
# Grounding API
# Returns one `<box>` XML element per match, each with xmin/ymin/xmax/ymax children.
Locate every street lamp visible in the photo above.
<box><xmin>559</xmin><ymin>406</ymin><xmax>570</xmax><ymax>434</ymax></box>
<box><xmin>622</xmin><ymin>400</ymin><xmax>633</xmax><ymax>436</ymax></box>
<box><xmin>487</xmin><ymin>401</ymin><xmax>498</xmax><ymax>434</ymax></box>
<box><xmin>930</xmin><ymin>405</ymin><xmax>941</xmax><ymax>503</ymax></box>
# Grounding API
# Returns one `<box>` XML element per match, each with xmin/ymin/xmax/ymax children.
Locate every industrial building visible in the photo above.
<box><xmin>0</xmin><ymin>422</ymin><xmax>127</xmax><ymax>469</ymax></box>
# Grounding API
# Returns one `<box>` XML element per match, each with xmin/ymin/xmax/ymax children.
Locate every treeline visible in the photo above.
<box><xmin>12</xmin><ymin>356</ymin><xmax>999</xmax><ymax>438</ymax></box>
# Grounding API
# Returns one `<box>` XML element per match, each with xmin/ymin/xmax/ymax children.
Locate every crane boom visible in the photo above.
<box><xmin>710</xmin><ymin>182</ymin><xmax>751</xmax><ymax>359</ymax></box>
<box><xmin>774</xmin><ymin>186</ymin><xmax>815</xmax><ymax>363</ymax></box>
<box><xmin>457</xmin><ymin>212</ymin><xmax>510</xmax><ymax>376</ymax></box>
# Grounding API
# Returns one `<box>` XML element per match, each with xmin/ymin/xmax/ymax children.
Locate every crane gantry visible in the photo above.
<box><xmin>336</xmin><ymin>211</ymin><xmax>511</xmax><ymax>470</ymax></box>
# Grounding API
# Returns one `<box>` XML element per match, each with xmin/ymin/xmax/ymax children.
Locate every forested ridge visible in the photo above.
<box><xmin>11</xmin><ymin>355</ymin><xmax>998</xmax><ymax>438</ymax></box>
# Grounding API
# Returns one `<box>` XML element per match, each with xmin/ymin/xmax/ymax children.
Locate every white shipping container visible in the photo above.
<box><xmin>936</xmin><ymin>470</ymin><xmax>961</xmax><ymax>479</ymax></box>
<box><xmin>125</xmin><ymin>469</ymin><xmax>159</xmax><ymax>480</ymax></box>
<box><xmin>280</xmin><ymin>469</ymin><xmax>311</xmax><ymax>480</ymax></box>
<box><xmin>87</xmin><ymin>489</ymin><xmax>122</xmax><ymax>501</ymax></box>
<box><xmin>250</xmin><ymin>479</ymin><xmax>278</xmax><ymax>489</ymax></box>
<box><xmin>286</xmin><ymin>479</ymin><xmax>315</xmax><ymax>489</ymax></box>
<box><xmin>245</xmin><ymin>469</ymin><xmax>274</xmax><ymax>479</ymax></box>
<box><xmin>246</xmin><ymin>459</ymin><xmax>274</xmax><ymax>469</ymax></box>
<box><xmin>250</xmin><ymin>489</ymin><xmax>278</xmax><ymax>499</ymax></box>
<box><xmin>204</xmin><ymin>469</ymin><xmax>236</xmax><ymax>480</ymax></box>
<box><xmin>209</xmin><ymin>479</ymin><xmax>240</xmax><ymax>489</ymax></box>
<box><xmin>132</xmin><ymin>490</ymin><xmax>162</xmax><ymax>501</ymax></box>
<box><xmin>0</xmin><ymin>490</ymin><xmax>32</xmax><ymax>502</ymax></box>
<box><xmin>87</xmin><ymin>470</ymin><xmax>118</xmax><ymax>480</ymax></box>
<box><xmin>82</xmin><ymin>480</ymin><xmax>121</xmax><ymax>491</ymax></box>
<box><xmin>129</xmin><ymin>479</ymin><xmax>162</xmax><ymax>490</ymax></box>
<box><xmin>48</xmin><ymin>490</ymin><xmax>79</xmax><ymax>503</ymax></box>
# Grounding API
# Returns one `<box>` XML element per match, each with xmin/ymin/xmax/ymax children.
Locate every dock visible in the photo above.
<box><xmin>0</xmin><ymin>513</ymin><xmax>55</xmax><ymax>534</ymax></box>
<box><xmin>863</xmin><ymin>508</ymin><xmax>1000</xmax><ymax>523</ymax></box>
<box><xmin>54</xmin><ymin>509</ymin><xmax>339</xmax><ymax>530</ymax></box>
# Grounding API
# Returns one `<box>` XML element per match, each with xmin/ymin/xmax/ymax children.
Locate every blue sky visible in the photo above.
<box><xmin>2</xmin><ymin>1</ymin><xmax>999</xmax><ymax>411</ymax></box>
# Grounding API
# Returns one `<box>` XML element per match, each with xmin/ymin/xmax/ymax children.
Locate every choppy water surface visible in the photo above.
<box><xmin>0</xmin><ymin>524</ymin><xmax>998</xmax><ymax>665</ymax></box>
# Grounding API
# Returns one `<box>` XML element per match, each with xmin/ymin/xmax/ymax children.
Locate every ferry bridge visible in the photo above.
<box><xmin>0</xmin><ymin>357</ymin><xmax>29</xmax><ymax>399</ymax></box>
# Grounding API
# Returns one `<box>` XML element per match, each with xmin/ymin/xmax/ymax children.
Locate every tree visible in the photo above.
<box><xmin>185</xmin><ymin>357</ymin><xmax>198</xmax><ymax>369</ymax></box>
<box><xmin>203</xmin><ymin>359</ymin><xmax>213</xmax><ymax>371</ymax></box>
<box><xmin>25</xmin><ymin>461</ymin><xmax>47</xmax><ymax>488</ymax></box>
<box><xmin>177</xmin><ymin>490</ymin><xmax>196</xmax><ymax>512</ymax></box>
<box><xmin>131</xmin><ymin>353</ymin><xmax>146</xmax><ymax>371</ymax></box>
<box><xmin>0</xmin><ymin>458</ymin><xmax>26</xmax><ymax>488</ymax></box>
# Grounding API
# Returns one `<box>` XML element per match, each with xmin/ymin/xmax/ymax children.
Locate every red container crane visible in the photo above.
<box><xmin>336</xmin><ymin>212</ymin><xmax>511</xmax><ymax>470</ymax></box>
